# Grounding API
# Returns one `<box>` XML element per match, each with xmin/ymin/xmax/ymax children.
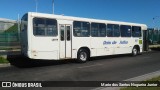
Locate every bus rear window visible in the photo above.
<box><xmin>33</xmin><ymin>18</ymin><xmax>57</xmax><ymax>36</ymax></box>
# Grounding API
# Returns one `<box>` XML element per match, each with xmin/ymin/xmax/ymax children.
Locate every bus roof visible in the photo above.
<box><xmin>27</xmin><ymin>12</ymin><xmax>147</xmax><ymax>28</ymax></box>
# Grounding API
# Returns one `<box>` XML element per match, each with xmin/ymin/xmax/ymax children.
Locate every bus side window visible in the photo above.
<box><xmin>99</xmin><ymin>24</ymin><xmax>106</xmax><ymax>37</ymax></box>
<box><xmin>132</xmin><ymin>26</ymin><xmax>141</xmax><ymax>37</ymax></box>
<box><xmin>107</xmin><ymin>24</ymin><xmax>120</xmax><ymax>37</ymax></box>
<box><xmin>91</xmin><ymin>23</ymin><xmax>106</xmax><ymax>37</ymax></box>
<box><xmin>107</xmin><ymin>24</ymin><xmax>113</xmax><ymax>37</ymax></box>
<box><xmin>33</xmin><ymin>18</ymin><xmax>57</xmax><ymax>36</ymax></box>
<box><xmin>91</xmin><ymin>23</ymin><xmax>98</xmax><ymax>37</ymax></box>
<box><xmin>114</xmin><ymin>25</ymin><xmax>120</xmax><ymax>37</ymax></box>
<box><xmin>33</xmin><ymin>18</ymin><xmax>45</xmax><ymax>36</ymax></box>
<box><xmin>120</xmin><ymin>25</ymin><xmax>131</xmax><ymax>37</ymax></box>
<box><xmin>73</xmin><ymin>21</ymin><xmax>90</xmax><ymax>37</ymax></box>
<box><xmin>46</xmin><ymin>19</ymin><xmax>57</xmax><ymax>36</ymax></box>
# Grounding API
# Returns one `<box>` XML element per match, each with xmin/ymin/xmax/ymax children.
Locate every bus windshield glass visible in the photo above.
<box><xmin>21</xmin><ymin>14</ymin><xmax>28</xmax><ymax>31</ymax></box>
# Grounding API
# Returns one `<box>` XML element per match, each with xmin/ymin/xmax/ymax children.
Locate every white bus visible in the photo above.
<box><xmin>21</xmin><ymin>12</ymin><xmax>147</xmax><ymax>63</ymax></box>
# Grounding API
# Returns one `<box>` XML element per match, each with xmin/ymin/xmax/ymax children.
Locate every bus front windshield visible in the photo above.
<box><xmin>21</xmin><ymin>14</ymin><xmax>28</xmax><ymax>32</ymax></box>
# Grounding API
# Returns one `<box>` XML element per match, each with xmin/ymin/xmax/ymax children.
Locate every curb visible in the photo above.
<box><xmin>0</xmin><ymin>63</ymin><xmax>11</xmax><ymax>67</ymax></box>
<box><xmin>93</xmin><ymin>70</ymin><xmax>160</xmax><ymax>90</ymax></box>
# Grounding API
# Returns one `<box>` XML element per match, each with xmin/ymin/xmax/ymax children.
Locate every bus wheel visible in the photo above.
<box><xmin>77</xmin><ymin>49</ymin><xmax>89</xmax><ymax>63</ymax></box>
<box><xmin>132</xmin><ymin>47</ymin><xmax>138</xmax><ymax>56</ymax></box>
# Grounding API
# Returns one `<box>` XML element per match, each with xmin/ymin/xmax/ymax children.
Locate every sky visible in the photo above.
<box><xmin>0</xmin><ymin>0</ymin><xmax>160</xmax><ymax>28</ymax></box>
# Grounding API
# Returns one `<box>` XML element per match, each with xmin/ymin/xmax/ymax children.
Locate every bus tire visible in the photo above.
<box><xmin>77</xmin><ymin>49</ymin><xmax>89</xmax><ymax>63</ymax></box>
<box><xmin>132</xmin><ymin>47</ymin><xmax>138</xmax><ymax>56</ymax></box>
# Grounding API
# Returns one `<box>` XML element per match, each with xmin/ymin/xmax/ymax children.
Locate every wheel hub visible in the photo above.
<box><xmin>80</xmin><ymin>52</ymin><xmax>87</xmax><ymax>61</ymax></box>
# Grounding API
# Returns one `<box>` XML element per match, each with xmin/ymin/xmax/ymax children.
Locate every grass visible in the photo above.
<box><xmin>121</xmin><ymin>87</ymin><xmax>160</xmax><ymax>90</ymax></box>
<box><xmin>148</xmin><ymin>76</ymin><xmax>160</xmax><ymax>81</ymax></box>
<box><xmin>120</xmin><ymin>76</ymin><xmax>160</xmax><ymax>90</ymax></box>
<box><xmin>0</xmin><ymin>56</ymin><xmax>9</xmax><ymax>63</ymax></box>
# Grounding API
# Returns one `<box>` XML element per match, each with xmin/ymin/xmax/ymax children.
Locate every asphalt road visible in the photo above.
<box><xmin>0</xmin><ymin>50</ymin><xmax>160</xmax><ymax>90</ymax></box>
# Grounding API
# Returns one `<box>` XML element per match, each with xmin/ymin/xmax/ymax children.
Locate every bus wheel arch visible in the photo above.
<box><xmin>132</xmin><ymin>45</ymin><xmax>140</xmax><ymax>56</ymax></box>
<box><xmin>76</xmin><ymin>47</ymin><xmax>90</xmax><ymax>63</ymax></box>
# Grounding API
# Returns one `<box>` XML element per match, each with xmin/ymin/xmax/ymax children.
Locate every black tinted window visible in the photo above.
<box><xmin>107</xmin><ymin>24</ymin><xmax>120</xmax><ymax>37</ymax></box>
<box><xmin>33</xmin><ymin>18</ymin><xmax>57</xmax><ymax>36</ymax></box>
<box><xmin>120</xmin><ymin>25</ymin><xmax>131</xmax><ymax>37</ymax></box>
<box><xmin>91</xmin><ymin>23</ymin><xmax>106</xmax><ymax>37</ymax></box>
<box><xmin>73</xmin><ymin>21</ymin><xmax>90</xmax><ymax>37</ymax></box>
<box><xmin>67</xmin><ymin>26</ymin><xmax>70</xmax><ymax>40</ymax></box>
<box><xmin>21</xmin><ymin>14</ymin><xmax>28</xmax><ymax>31</ymax></box>
<box><xmin>132</xmin><ymin>26</ymin><xmax>141</xmax><ymax>37</ymax></box>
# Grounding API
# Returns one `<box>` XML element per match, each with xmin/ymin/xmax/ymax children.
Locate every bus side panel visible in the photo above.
<box><xmin>91</xmin><ymin>37</ymin><xmax>115</xmax><ymax>56</ymax></box>
<box><xmin>72</xmin><ymin>37</ymin><xmax>91</xmax><ymax>58</ymax></box>
<box><xmin>107</xmin><ymin>37</ymin><xmax>121</xmax><ymax>55</ymax></box>
<box><xmin>91</xmin><ymin>37</ymin><xmax>108</xmax><ymax>56</ymax></box>
<box><xmin>119</xmin><ymin>38</ymin><xmax>133</xmax><ymax>54</ymax></box>
<box><xmin>30</xmin><ymin>37</ymin><xmax>59</xmax><ymax>60</ymax></box>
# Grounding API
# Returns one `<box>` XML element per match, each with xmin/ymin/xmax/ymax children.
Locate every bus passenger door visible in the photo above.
<box><xmin>60</xmin><ymin>25</ymin><xmax>72</xmax><ymax>59</ymax></box>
